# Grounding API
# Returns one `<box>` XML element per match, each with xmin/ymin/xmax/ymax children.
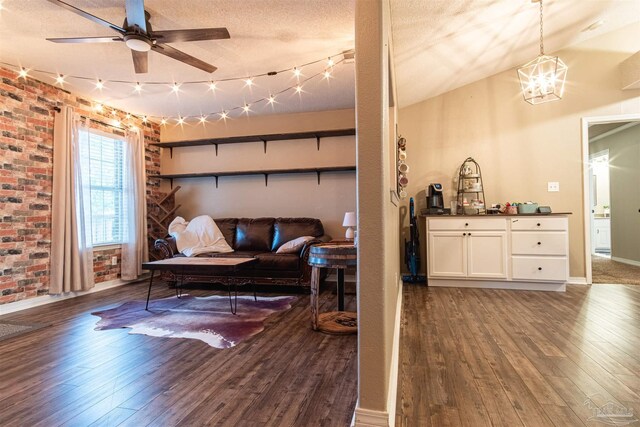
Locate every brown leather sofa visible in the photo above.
<box><xmin>154</xmin><ymin>217</ymin><xmax>331</xmax><ymax>288</ymax></box>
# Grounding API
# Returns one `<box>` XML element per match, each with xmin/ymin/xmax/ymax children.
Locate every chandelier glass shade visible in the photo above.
<box><xmin>517</xmin><ymin>0</ymin><xmax>567</xmax><ymax>105</ymax></box>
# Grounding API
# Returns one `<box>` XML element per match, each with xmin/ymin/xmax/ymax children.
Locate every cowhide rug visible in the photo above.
<box><xmin>91</xmin><ymin>295</ymin><xmax>296</xmax><ymax>349</ymax></box>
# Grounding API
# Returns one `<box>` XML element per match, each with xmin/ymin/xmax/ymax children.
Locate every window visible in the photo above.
<box><xmin>78</xmin><ymin>129</ymin><xmax>128</xmax><ymax>246</ymax></box>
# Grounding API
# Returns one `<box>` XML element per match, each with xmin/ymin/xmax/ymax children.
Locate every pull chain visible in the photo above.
<box><xmin>539</xmin><ymin>0</ymin><xmax>545</xmax><ymax>55</ymax></box>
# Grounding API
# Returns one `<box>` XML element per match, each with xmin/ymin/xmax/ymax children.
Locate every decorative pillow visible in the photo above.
<box><xmin>275</xmin><ymin>236</ymin><xmax>316</xmax><ymax>254</ymax></box>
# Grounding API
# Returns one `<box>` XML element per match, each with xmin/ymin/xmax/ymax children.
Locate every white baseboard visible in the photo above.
<box><xmin>611</xmin><ymin>256</ymin><xmax>640</xmax><ymax>268</ymax></box>
<box><xmin>353</xmin><ymin>279</ymin><xmax>403</xmax><ymax>427</ymax></box>
<box><xmin>568</xmin><ymin>276</ymin><xmax>588</xmax><ymax>285</ymax></box>
<box><xmin>0</xmin><ymin>275</ymin><xmax>148</xmax><ymax>315</ymax></box>
<box><xmin>428</xmin><ymin>278</ymin><xmax>566</xmax><ymax>292</ymax></box>
<box><xmin>353</xmin><ymin>408</ymin><xmax>390</xmax><ymax>427</ymax></box>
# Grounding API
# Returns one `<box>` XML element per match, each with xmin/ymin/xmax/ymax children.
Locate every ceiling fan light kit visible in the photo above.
<box><xmin>517</xmin><ymin>0</ymin><xmax>568</xmax><ymax>104</ymax></box>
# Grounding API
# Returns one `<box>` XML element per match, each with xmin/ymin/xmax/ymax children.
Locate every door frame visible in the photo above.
<box><xmin>588</xmin><ymin>149</ymin><xmax>610</xmax><ymax>255</ymax></box>
<box><xmin>581</xmin><ymin>113</ymin><xmax>640</xmax><ymax>284</ymax></box>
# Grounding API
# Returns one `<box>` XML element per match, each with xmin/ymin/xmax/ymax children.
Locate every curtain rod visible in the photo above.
<box><xmin>51</xmin><ymin>106</ymin><xmax>126</xmax><ymax>131</ymax></box>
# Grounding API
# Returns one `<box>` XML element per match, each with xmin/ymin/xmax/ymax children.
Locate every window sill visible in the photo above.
<box><xmin>94</xmin><ymin>244</ymin><xmax>122</xmax><ymax>251</ymax></box>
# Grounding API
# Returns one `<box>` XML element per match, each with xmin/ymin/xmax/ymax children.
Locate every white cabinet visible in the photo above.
<box><xmin>426</xmin><ymin>215</ymin><xmax>569</xmax><ymax>291</ymax></box>
<box><xmin>428</xmin><ymin>219</ymin><xmax>507</xmax><ymax>280</ymax></box>
<box><xmin>593</xmin><ymin>218</ymin><xmax>611</xmax><ymax>251</ymax></box>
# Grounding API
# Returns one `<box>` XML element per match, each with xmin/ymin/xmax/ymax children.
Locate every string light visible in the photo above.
<box><xmin>3</xmin><ymin>50</ymin><xmax>351</xmax><ymax>123</ymax></box>
<box><xmin>199</xmin><ymin>115</ymin><xmax>207</xmax><ymax>124</ymax></box>
<box><xmin>125</xmin><ymin>113</ymin><xmax>131</xmax><ymax>119</ymax></box>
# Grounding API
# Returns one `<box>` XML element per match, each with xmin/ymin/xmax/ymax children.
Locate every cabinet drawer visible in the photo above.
<box><xmin>509</xmin><ymin>217</ymin><xmax>568</xmax><ymax>231</ymax></box>
<box><xmin>428</xmin><ymin>218</ymin><xmax>507</xmax><ymax>231</ymax></box>
<box><xmin>511</xmin><ymin>232</ymin><xmax>568</xmax><ymax>256</ymax></box>
<box><xmin>512</xmin><ymin>256</ymin><xmax>568</xmax><ymax>282</ymax></box>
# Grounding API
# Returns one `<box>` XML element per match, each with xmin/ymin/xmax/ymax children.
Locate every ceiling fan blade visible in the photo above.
<box><xmin>47</xmin><ymin>36</ymin><xmax>123</xmax><ymax>44</ymax></box>
<box><xmin>152</xmin><ymin>28</ymin><xmax>230</xmax><ymax>43</ymax></box>
<box><xmin>45</xmin><ymin>0</ymin><xmax>125</xmax><ymax>34</ymax></box>
<box><xmin>125</xmin><ymin>0</ymin><xmax>147</xmax><ymax>33</ymax></box>
<box><xmin>132</xmin><ymin>50</ymin><xmax>148</xmax><ymax>74</ymax></box>
<box><xmin>151</xmin><ymin>44</ymin><xmax>217</xmax><ymax>73</ymax></box>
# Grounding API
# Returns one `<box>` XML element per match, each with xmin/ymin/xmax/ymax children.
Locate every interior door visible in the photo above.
<box><xmin>428</xmin><ymin>232</ymin><xmax>467</xmax><ymax>277</ymax></box>
<box><xmin>467</xmin><ymin>232</ymin><xmax>508</xmax><ymax>279</ymax></box>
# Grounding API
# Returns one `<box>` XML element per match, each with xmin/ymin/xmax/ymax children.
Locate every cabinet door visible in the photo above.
<box><xmin>467</xmin><ymin>232</ymin><xmax>508</xmax><ymax>279</ymax></box>
<box><xmin>428</xmin><ymin>232</ymin><xmax>467</xmax><ymax>278</ymax></box>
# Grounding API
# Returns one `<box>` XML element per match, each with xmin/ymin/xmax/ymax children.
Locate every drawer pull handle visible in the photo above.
<box><xmin>538</xmin><ymin>267</ymin><xmax>542</xmax><ymax>271</ymax></box>
<box><xmin>463</xmin><ymin>233</ymin><xmax>466</xmax><ymax>236</ymax></box>
<box><xmin>537</xmin><ymin>242</ymin><xmax>541</xmax><ymax>245</ymax></box>
<box><xmin>537</xmin><ymin>223</ymin><xmax>541</xmax><ymax>227</ymax></box>
<box><xmin>465</xmin><ymin>223</ymin><xmax>469</xmax><ymax>226</ymax></box>
<box><xmin>468</xmin><ymin>233</ymin><xmax>472</xmax><ymax>236</ymax></box>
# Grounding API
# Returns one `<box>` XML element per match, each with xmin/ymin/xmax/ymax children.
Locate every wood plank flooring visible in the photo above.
<box><xmin>0</xmin><ymin>280</ymin><xmax>357</xmax><ymax>426</ymax></box>
<box><xmin>396</xmin><ymin>284</ymin><xmax>640</xmax><ymax>426</ymax></box>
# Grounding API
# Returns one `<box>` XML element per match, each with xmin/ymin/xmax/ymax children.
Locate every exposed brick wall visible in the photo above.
<box><xmin>0</xmin><ymin>66</ymin><xmax>163</xmax><ymax>305</ymax></box>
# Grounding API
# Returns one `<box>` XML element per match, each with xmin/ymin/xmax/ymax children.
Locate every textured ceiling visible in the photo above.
<box><xmin>0</xmin><ymin>0</ymin><xmax>355</xmax><ymax>119</ymax></box>
<box><xmin>390</xmin><ymin>0</ymin><xmax>640</xmax><ymax>108</ymax></box>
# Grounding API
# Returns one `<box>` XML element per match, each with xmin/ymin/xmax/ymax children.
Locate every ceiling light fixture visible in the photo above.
<box><xmin>517</xmin><ymin>0</ymin><xmax>567</xmax><ymax>104</ymax></box>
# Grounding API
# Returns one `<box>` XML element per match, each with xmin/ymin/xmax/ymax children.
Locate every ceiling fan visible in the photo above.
<box><xmin>45</xmin><ymin>0</ymin><xmax>230</xmax><ymax>74</ymax></box>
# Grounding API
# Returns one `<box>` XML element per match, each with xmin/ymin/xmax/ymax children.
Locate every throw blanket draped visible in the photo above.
<box><xmin>168</xmin><ymin>216</ymin><xmax>234</xmax><ymax>257</ymax></box>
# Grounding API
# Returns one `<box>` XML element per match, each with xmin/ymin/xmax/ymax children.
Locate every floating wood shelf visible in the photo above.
<box><xmin>158</xmin><ymin>166</ymin><xmax>356</xmax><ymax>188</ymax></box>
<box><xmin>151</xmin><ymin>128</ymin><xmax>356</xmax><ymax>157</ymax></box>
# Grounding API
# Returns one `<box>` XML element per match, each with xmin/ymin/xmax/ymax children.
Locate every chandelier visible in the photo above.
<box><xmin>517</xmin><ymin>0</ymin><xmax>567</xmax><ymax>104</ymax></box>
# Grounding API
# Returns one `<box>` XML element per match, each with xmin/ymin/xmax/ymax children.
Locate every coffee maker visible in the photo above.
<box><xmin>423</xmin><ymin>183</ymin><xmax>450</xmax><ymax>215</ymax></box>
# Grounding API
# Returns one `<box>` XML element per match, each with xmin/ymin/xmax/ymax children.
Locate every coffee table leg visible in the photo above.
<box><xmin>310</xmin><ymin>267</ymin><xmax>321</xmax><ymax>330</ymax></box>
<box><xmin>337</xmin><ymin>268</ymin><xmax>345</xmax><ymax>311</ymax></box>
<box><xmin>145</xmin><ymin>273</ymin><xmax>154</xmax><ymax>310</ymax></box>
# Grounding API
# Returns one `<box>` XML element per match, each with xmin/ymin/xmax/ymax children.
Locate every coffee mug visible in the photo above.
<box><xmin>398</xmin><ymin>174</ymin><xmax>408</xmax><ymax>187</ymax></box>
<box><xmin>398</xmin><ymin>162</ymin><xmax>409</xmax><ymax>174</ymax></box>
<box><xmin>399</xmin><ymin>189</ymin><xmax>407</xmax><ymax>199</ymax></box>
<box><xmin>397</xmin><ymin>137</ymin><xmax>406</xmax><ymax>148</ymax></box>
<box><xmin>398</xmin><ymin>149</ymin><xmax>407</xmax><ymax>160</ymax></box>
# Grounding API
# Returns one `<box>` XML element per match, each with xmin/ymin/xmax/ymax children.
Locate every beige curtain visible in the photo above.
<box><xmin>50</xmin><ymin>107</ymin><xmax>94</xmax><ymax>294</ymax></box>
<box><xmin>121</xmin><ymin>128</ymin><xmax>148</xmax><ymax>280</ymax></box>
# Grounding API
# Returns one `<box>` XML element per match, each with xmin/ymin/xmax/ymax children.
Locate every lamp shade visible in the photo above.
<box><xmin>342</xmin><ymin>212</ymin><xmax>356</xmax><ymax>227</ymax></box>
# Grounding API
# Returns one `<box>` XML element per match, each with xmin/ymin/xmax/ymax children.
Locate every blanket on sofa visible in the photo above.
<box><xmin>168</xmin><ymin>215</ymin><xmax>234</xmax><ymax>257</ymax></box>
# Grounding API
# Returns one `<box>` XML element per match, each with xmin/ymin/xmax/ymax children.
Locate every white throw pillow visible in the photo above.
<box><xmin>276</xmin><ymin>236</ymin><xmax>316</xmax><ymax>254</ymax></box>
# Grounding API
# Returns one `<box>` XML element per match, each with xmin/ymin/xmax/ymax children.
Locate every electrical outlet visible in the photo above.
<box><xmin>111</xmin><ymin>256</ymin><xmax>118</xmax><ymax>266</ymax></box>
<box><xmin>548</xmin><ymin>181</ymin><xmax>560</xmax><ymax>192</ymax></box>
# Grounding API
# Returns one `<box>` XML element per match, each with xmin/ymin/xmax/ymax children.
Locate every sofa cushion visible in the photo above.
<box><xmin>212</xmin><ymin>218</ymin><xmax>238</xmax><ymax>247</ymax></box>
<box><xmin>254</xmin><ymin>253</ymin><xmax>300</xmax><ymax>271</ymax></box>
<box><xmin>235</xmin><ymin>218</ymin><xmax>275</xmax><ymax>252</ymax></box>
<box><xmin>197</xmin><ymin>251</ymin><xmax>261</xmax><ymax>259</ymax></box>
<box><xmin>271</xmin><ymin>218</ymin><xmax>324</xmax><ymax>252</ymax></box>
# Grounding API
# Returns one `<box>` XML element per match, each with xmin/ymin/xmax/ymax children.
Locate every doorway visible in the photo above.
<box><xmin>583</xmin><ymin>115</ymin><xmax>640</xmax><ymax>285</ymax></box>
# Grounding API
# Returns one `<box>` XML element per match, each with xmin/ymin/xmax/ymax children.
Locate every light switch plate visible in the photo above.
<box><xmin>548</xmin><ymin>181</ymin><xmax>560</xmax><ymax>192</ymax></box>
<box><xmin>111</xmin><ymin>256</ymin><xmax>118</xmax><ymax>266</ymax></box>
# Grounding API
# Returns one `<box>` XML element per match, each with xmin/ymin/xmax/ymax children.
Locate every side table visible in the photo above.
<box><xmin>308</xmin><ymin>242</ymin><xmax>357</xmax><ymax>334</ymax></box>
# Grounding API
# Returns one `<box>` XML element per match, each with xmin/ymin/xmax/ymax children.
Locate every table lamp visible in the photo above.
<box><xmin>342</xmin><ymin>212</ymin><xmax>356</xmax><ymax>240</ymax></box>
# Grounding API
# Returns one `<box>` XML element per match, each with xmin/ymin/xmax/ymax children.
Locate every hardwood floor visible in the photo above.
<box><xmin>396</xmin><ymin>284</ymin><xmax>640</xmax><ymax>426</ymax></box>
<box><xmin>0</xmin><ymin>280</ymin><xmax>357</xmax><ymax>426</ymax></box>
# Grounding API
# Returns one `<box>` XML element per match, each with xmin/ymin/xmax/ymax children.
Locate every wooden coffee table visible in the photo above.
<box><xmin>142</xmin><ymin>257</ymin><xmax>258</xmax><ymax>314</ymax></box>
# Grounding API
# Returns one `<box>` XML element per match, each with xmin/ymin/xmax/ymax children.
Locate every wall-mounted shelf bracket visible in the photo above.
<box><xmin>261</xmin><ymin>139</ymin><xmax>268</xmax><ymax>153</ymax></box>
<box><xmin>316</xmin><ymin>135</ymin><xmax>321</xmax><ymax>151</ymax></box>
<box><xmin>169</xmin><ymin>147</ymin><xmax>173</xmax><ymax>159</ymax></box>
<box><xmin>169</xmin><ymin>178</ymin><xmax>174</xmax><ymax>189</ymax></box>
<box><xmin>212</xmin><ymin>143</ymin><xmax>218</xmax><ymax>156</ymax></box>
<box><xmin>214</xmin><ymin>176</ymin><xmax>219</xmax><ymax>188</ymax></box>
<box><xmin>264</xmin><ymin>173</ymin><xmax>269</xmax><ymax>186</ymax></box>
<box><xmin>316</xmin><ymin>171</ymin><xmax>321</xmax><ymax>184</ymax></box>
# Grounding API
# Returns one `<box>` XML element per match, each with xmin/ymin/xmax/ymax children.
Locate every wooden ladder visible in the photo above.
<box><xmin>148</xmin><ymin>186</ymin><xmax>181</xmax><ymax>259</ymax></box>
